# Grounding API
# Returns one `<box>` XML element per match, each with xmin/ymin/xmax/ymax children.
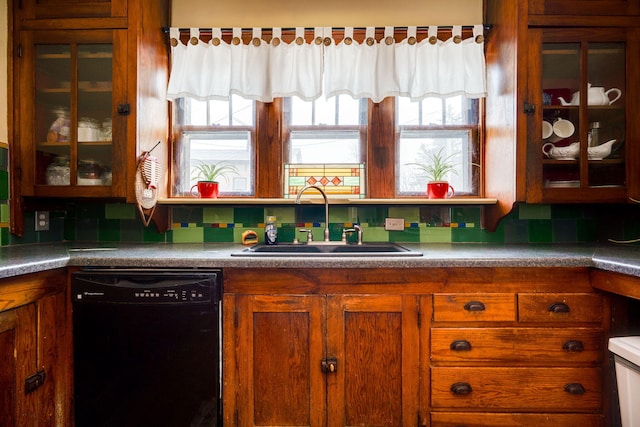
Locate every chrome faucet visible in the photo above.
<box><xmin>353</xmin><ymin>224</ymin><xmax>363</xmax><ymax>245</ymax></box>
<box><xmin>342</xmin><ymin>224</ymin><xmax>364</xmax><ymax>245</ymax></box>
<box><xmin>295</xmin><ymin>184</ymin><xmax>330</xmax><ymax>242</ymax></box>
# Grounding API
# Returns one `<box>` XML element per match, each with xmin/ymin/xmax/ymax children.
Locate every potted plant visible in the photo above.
<box><xmin>191</xmin><ymin>160</ymin><xmax>239</xmax><ymax>198</ymax></box>
<box><xmin>406</xmin><ymin>147</ymin><xmax>458</xmax><ymax>199</ymax></box>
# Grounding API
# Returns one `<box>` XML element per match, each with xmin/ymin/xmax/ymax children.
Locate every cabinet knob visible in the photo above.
<box><xmin>464</xmin><ymin>301</ymin><xmax>486</xmax><ymax>312</ymax></box>
<box><xmin>548</xmin><ymin>302</ymin><xmax>571</xmax><ymax>313</ymax></box>
<box><xmin>563</xmin><ymin>340</ymin><xmax>584</xmax><ymax>353</ymax></box>
<box><xmin>450</xmin><ymin>382</ymin><xmax>473</xmax><ymax>395</ymax></box>
<box><xmin>564</xmin><ymin>383</ymin><xmax>586</xmax><ymax>395</ymax></box>
<box><xmin>450</xmin><ymin>340</ymin><xmax>473</xmax><ymax>352</ymax></box>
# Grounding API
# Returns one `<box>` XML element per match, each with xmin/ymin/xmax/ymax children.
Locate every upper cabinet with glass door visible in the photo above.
<box><xmin>19</xmin><ymin>30</ymin><xmax>126</xmax><ymax>198</ymax></box>
<box><xmin>531</xmin><ymin>28</ymin><xmax>634</xmax><ymax>203</ymax></box>
<box><xmin>18</xmin><ymin>0</ymin><xmax>127</xmax><ymax>19</ymax></box>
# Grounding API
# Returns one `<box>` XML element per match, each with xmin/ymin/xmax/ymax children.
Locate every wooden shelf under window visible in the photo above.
<box><xmin>156</xmin><ymin>197</ymin><xmax>498</xmax><ymax>205</ymax></box>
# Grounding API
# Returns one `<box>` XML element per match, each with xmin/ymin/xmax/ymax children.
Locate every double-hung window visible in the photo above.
<box><xmin>282</xmin><ymin>95</ymin><xmax>368</xmax><ymax>197</ymax></box>
<box><xmin>171</xmin><ymin>95</ymin><xmax>255</xmax><ymax>196</ymax></box>
<box><xmin>396</xmin><ymin>96</ymin><xmax>480</xmax><ymax>196</ymax></box>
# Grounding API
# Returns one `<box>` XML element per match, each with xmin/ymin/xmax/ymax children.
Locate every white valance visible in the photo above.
<box><xmin>166</xmin><ymin>25</ymin><xmax>486</xmax><ymax>103</ymax></box>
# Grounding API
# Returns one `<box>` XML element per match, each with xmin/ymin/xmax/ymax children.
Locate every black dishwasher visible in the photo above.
<box><xmin>72</xmin><ymin>269</ymin><xmax>221</xmax><ymax>427</ymax></box>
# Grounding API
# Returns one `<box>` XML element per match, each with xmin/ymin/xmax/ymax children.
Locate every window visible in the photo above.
<box><xmin>396</xmin><ymin>96</ymin><xmax>480</xmax><ymax>196</ymax></box>
<box><xmin>282</xmin><ymin>96</ymin><xmax>368</xmax><ymax>198</ymax></box>
<box><xmin>283</xmin><ymin>95</ymin><xmax>367</xmax><ymax>164</ymax></box>
<box><xmin>170</xmin><ymin>94</ymin><xmax>482</xmax><ymax>199</ymax></box>
<box><xmin>171</xmin><ymin>95</ymin><xmax>255</xmax><ymax>196</ymax></box>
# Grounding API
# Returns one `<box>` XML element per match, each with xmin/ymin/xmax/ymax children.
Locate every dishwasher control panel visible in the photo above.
<box><xmin>72</xmin><ymin>269</ymin><xmax>220</xmax><ymax>304</ymax></box>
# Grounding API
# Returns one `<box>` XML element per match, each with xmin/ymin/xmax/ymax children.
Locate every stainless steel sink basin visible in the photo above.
<box><xmin>231</xmin><ymin>242</ymin><xmax>422</xmax><ymax>257</ymax></box>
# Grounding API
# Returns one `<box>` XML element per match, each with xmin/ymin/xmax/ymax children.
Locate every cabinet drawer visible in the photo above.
<box><xmin>432</xmin><ymin>367</ymin><xmax>601</xmax><ymax>411</ymax></box>
<box><xmin>431</xmin><ymin>328</ymin><xmax>603</xmax><ymax>364</ymax></box>
<box><xmin>433</xmin><ymin>294</ymin><xmax>516</xmax><ymax>322</ymax></box>
<box><xmin>518</xmin><ymin>293</ymin><xmax>602</xmax><ymax>323</ymax></box>
<box><xmin>431</xmin><ymin>411</ymin><xmax>603</xmax><ymax>427</ymax></box>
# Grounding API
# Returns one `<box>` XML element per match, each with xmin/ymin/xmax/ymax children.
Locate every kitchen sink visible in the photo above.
<box><xmin>231</xmin><ymin>242</ymin><xmax>422</xmax><ymax>257</ymax></box>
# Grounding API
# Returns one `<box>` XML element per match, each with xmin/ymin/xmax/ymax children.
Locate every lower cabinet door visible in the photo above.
<box><xmin>228</xmin><ymin>295</ymin><xmax>327</xmax><ymax>427</ymax></box>
<box><xmin>431</xmin><ymin>367</ymin><xmax>601</xmax><ymax>411</ymax></box>
<box><xmin>431</xmin><ymin>412</ymin><xmax>603</xmax><ymax>427</ymax></box>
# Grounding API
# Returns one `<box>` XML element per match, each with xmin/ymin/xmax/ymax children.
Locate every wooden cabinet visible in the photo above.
<box><xmin>223</xmin><ymin>268</ymin><xmax>423</xmax><ymax>427</ymax></box>
<box><xmin>0</xmin><ymin>269</ymin><xmax>72</xmax><ymax>427</ymax></box>
<box><xmin>224</xmin><ymin>267</ymin><xmax>613</xmax><ymax>427</ymax></box>
<box><xmin>430</xmin><ymin>274</ymin><xmax>609</xmax><ymax>426</ymax></box>
<box><xmin>483</xmin><ymin>1</ymin><xmax>640</xmax><ymax>231</ymax></box>
<box><xmin>16</xmin><ymin>29</ymin><xmax>127</xmax><ymax>199</ymax></box>
<box><xmin>10</xmin><ymin>0</ymin><xmax>170</xmax><ymax>235</ymax></box>
<box><xmin>18</xmin><ymin>0</ymin><xmax>128</xmax><ymax>20</ymax></box>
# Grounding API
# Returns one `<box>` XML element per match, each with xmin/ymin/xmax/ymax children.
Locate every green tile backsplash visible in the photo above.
<box><xmin>4</xmin><ymin>200</ymin><xmax>640</xmax><ymax>247</ymax></box>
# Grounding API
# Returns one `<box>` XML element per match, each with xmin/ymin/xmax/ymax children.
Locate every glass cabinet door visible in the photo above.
<box><xmin>540</xmin><ymin>37</ymin><xmax>626</xmax><ymax>193</ymax></box>
<box><xmin>33</xmin><ymin>35</ymin><xmax>115</xmax><ymax>189</ymax></box>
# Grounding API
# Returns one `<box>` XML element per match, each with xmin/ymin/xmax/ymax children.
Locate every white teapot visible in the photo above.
<box><xmin>558</xmin><ymin>84</ymin><xmax>622</xmax><ymax>106</ymax></box>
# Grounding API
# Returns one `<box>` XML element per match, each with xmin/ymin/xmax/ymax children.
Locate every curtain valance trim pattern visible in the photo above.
<box><xmin>167</xmin><ymin>25</ymin><xmax>487</xmax><ymax>103</ymax></box>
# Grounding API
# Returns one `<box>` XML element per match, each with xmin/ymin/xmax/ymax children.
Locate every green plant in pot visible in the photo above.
<box><xmin>191</xmin><ymin>160</ymin><xmax>239</xmax><ymax>198</ymax></box>
<box><xmin>406</xmin><ymin>146</ymin><xmax>458</xmax><ymax>199</ymax></box>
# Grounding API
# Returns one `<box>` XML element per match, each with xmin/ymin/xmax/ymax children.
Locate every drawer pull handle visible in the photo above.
<box><xmin>450</xmin><ymin>340</ymin><xmax>472</xmax><ymax>352</ymax></box>
<box><xmin>564</xmin><ymin>383</ymin><xmax>586</xmax><ymax>395</ymax></box>
<box><xmin>548</xmin><ymin>302</ymin><xmax>570</xmax><ymax>313</ymax></box>
<box><xmin>464</xmin><ymin>301</ymin><xmax>486</xmax><ymax>312</ymax></box>
<box><xmin>450</xmin><ymin>382</ymin><xmax>473</xmax><ymax>395</ymax></box>
<box><xmin>563</xmin><ymin>340</ymin><xmax>584</xmax><ymax>353</ymax></box>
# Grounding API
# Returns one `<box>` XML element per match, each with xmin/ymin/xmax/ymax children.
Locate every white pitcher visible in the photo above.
<box><xmin>558</xmin><ymin>84</ymin><xmax>622</xmax><ymax>106</ymax></box>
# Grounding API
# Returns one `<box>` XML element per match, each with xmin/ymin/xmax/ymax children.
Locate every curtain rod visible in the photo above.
<box><xmin>163</xmin><ymin>25</ymin><xmax>491</xmax><ymax>34</ymax></box>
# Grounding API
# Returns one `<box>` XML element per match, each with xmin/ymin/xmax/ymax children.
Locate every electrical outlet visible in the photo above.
<box><xmin>35</xmin><ymin>211</ymin><xmax>50</xmax><ymax>231</ymax></box>
<box><xmin>384</xmin><ymin>217</ymin><xmax>405</xmax><ymax>231</ymax></box>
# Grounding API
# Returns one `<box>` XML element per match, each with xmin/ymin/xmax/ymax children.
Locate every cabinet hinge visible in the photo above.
<box><xmin>524</xmin><ymin>103</ymin><xmax>536</xmax><ymax>114</ymax></box>
<box><xmin>17</xmin><ymin>45</ymin><xmax>22</xmax><ymax>58</ymax></box>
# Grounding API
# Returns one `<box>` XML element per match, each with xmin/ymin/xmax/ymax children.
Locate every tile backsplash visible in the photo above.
<box><xmin>3</xmin><ymin>198</ymin><xmax>640</xmax><ymax>246</ymax></box>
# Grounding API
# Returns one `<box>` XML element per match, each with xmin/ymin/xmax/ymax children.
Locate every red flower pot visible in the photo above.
<box><xmin>191</xmin><ymin>181</ymin><xmax>219</xmax><ymax>198</ymax></box>
<box><xmin>427</xmin><ymin>181</ymin><xmax>455</xmax><ymax>199</ymax></box>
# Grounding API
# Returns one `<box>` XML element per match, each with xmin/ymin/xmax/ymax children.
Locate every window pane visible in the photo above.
<box><xmin>187</xmin><ymin>99</ymin><xmax>208</xmax><ymax>125</ymax></box>
<box><xmin>290</xmin><ymin>96</ymin><xmax>361</xmax><ymax>126</ymax></box>
<box><xmin>172</xmin><ymin>96</ymin><xmax>255</xmax><ymax>196</ymax></box>
<box><xmin>397</xmin><ymin>95</ymin><xmax>476</xmax><ymax>127</ymax></box>
<box><xmin>285</xmin><ymin>96</ymin><xmax>366</xmax><ymax>164</ymax></box>
<box><xmin>184</xmin><ymin>96</ymin><xmax>255</xmax><ymax>126</ymax></box>
<box><xmin>398</xmin><ymin>130</ymin><xmax>474</xmax><ymax>194</ymax></box>
<box><xmin>186</xmin><ymin>133</ymin><xmax>253</xmax><ymax>194</ymax></box>
<box><xmin>289</xmin><ymin>130</ymin><xmax>360</xmax><ymax>163</ymax></box>
<box><xmin>396</xmin><ymin>97</ymin><xmax>479</xmax><ymax>196</ymax></box>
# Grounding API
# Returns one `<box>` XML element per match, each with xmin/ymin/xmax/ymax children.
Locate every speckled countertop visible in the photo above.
<box><xmin>1</xmin><ymin>242</ymin><xmax>640</xmax><ymax>280</ymax></box>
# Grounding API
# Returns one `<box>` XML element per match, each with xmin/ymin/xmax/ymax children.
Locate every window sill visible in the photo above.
<box><xmin>156</xmin><ymin>197</ymin><xmax>498</xmax><ymax>205</ymax></box>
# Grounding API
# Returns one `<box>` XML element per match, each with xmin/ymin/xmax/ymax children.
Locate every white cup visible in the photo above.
<box><xmin>549</xmin><ymin>118</ymin><xmax>575</xmax><ymax>143</ymax></box>
<box><xmin>542</xmin><ymin>120</ymin><xmax>553</xmax><ymax>140</ymax></box>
